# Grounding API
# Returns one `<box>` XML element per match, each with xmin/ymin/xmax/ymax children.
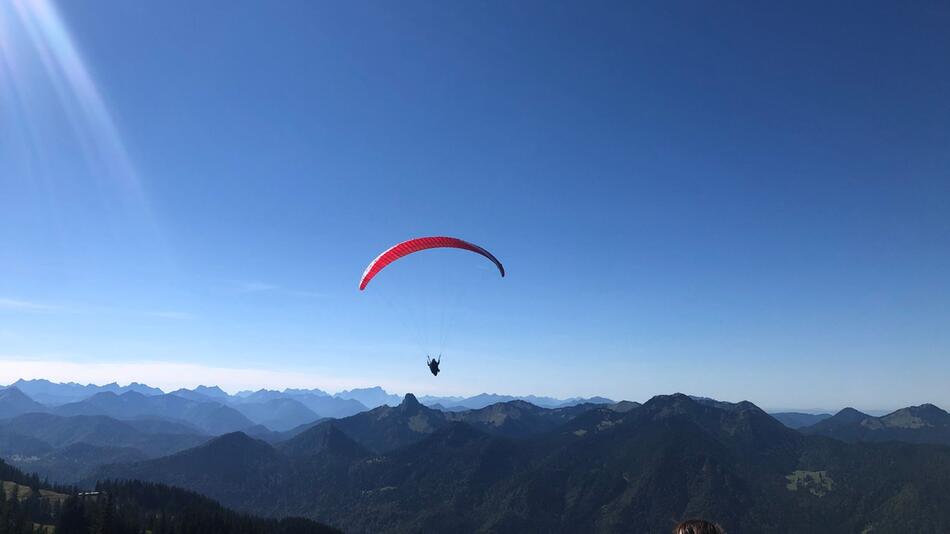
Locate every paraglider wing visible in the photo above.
<box><xmin>359</xmin><ymin>236</ymin><xmax>505</xmax><ymax>290</ymax></box>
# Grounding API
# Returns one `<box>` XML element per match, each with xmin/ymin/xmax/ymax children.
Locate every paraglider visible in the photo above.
<box><xmin>359</xmin><ymin>236</ymin><xmax>504</xmax><ymax>291</ymax></box>
<box><xmin>359</xmin><ymin>236</ymin><xmax>504</xmax><ymax>376</ymax></box>
<box><xmin>427</xmin><ymin>355</ymin><xmax>441</xmax><ymax>376</ymax></box>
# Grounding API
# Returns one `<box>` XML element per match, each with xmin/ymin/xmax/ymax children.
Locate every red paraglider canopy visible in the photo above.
<box><xmin>359</xmin><ymin>236</ymin><xmax>505</xmax><ymax>290</ymax></box>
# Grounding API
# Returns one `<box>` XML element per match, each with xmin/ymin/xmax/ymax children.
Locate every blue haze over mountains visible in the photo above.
<box><xmin>88</xmin><ymin>393</ymin><xmax>950</xmax><ymax>533</ymax></box>
<box><xmin>6</xmin><ymin>378</ymin><xmax>618</xmax><ymax>412</ymax></box>
<box><xmin>2</xmin><ymin>379</ymin><xmax>950</xmax><ymax>531</ymax></box>
<box><xmin>0</xmin><ymin>379</ymin><xmax>619</xmax><ymax>483</ymax></box>
<box><xmin>1</xmin><ymin>380</ymin><xmax>948</xmax><ymax>471</ymax></box>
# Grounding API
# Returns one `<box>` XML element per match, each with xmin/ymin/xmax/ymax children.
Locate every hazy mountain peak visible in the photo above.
<box><xmin>311</xmin><ymin>393</ymin><xmax>448</xmax><ymax>453</ymax></box>
<box><xmin>640</xmin><ymin>393</ymin><xmax>718</xmax><ymax>421</ymax></box>
<box><xmin>834</xmin><ymin>407</ymin><xmax>871</xmax><ymax>422</ymax></box>
<box><xmin>0</xmin><ymin>386</ymin><xmax>46</xmax><ymax>417</ymax></box>
<box><xmin>639</xmin><ymin>393</ymin><xmax>791</xmax><ymax>437</ymax></box>
<box><xmin>400</xmin><ymin>393</ymin><xmax>421</xmax><ymax>411</ymax></box>
<box><xmin>169</xmin><ymin>388</ymin><xmax>209</xmax><ymax>400</ymax></box>
<box><xmin>13</xmin><ymin>378</ymin><xmax>57</xmax><ymax>386</ymax></box>
<box><xmin>880</xmin><ymin>404</ymin><xmax>949</xmax><ymax>429</ymax></box>
<box><xmin>645</xmin><ymin>392</ymin><xmax>694</xmax><ymax>409</ymax></box>
<box><xmin>207</xmin><ymin>431</ymin><xmax>257</xmax><ymax>447</ymax></box>
<box><xmin>194</xmin><ymin>385</ymin><xmax>228</xmax><ymax>398</ymax></box>
<box><xmin>233</xmin><ymin>397</ymin><xmax>320</xmax><ymax>432</ymax></box>
<box><xmin>609</xmin><ymin>400</ymin><xmax>640</xmax><ymax>413</ymax></box>
<box><xmin>283</xmin><ymin>387</ymin><xmax>329</xmax><ymax>397</ymax></box>
<box><xmin>558</xmin><ymin>396</ymin><xmax>616</xmax><ymax>407</ymax></box>
<box><xmin>126</xmin><ymin>382</ymin><xmax>163</xmax><ymax>395</ymax></box>
<box><xmin>5</xmin><ymin>379</ymin><xmax>164</xmax><ymax>405</ymax></box>
<box><xmin>504</xmin><ymin>399</ymin><xmax>536</xmax><ymax>410</ymax></box>
<box><xmin>802</xmin><ymin>403</ymin><xmax>950</xmax><ymax>446</ymax></box>
<box><xmin>904</xmin><ymin>403</ymin><xmax>947</xmax><ymax>416</ymax></box>
<box><xmin>354</xmin><ymin>386</ymin><xmax>386</xmax><ymax>394</ymax></box>
<box><xmin>279</xmin><ymin>422</ymin><xmax>368</xmax><ymax>459</ymax></box>
<box><xmin>334</xmin><ymin>386</ymin><xmax>401</xmax><ymax>408</ymax></box>
<box><xmin>194</xmin><ymin>432</ymin><xmax>279</xmax><ymax>462</ymax></box>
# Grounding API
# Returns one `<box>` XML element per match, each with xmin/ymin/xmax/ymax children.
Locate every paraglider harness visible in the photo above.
<box><xmin>427</xmin><ymin>354</ymin><xmax>441</xmax><ymax>376</ymax></box>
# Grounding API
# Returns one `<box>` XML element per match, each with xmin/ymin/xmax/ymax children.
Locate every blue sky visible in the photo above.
<box><xmin>1</xmin><ymin>0</ymin><xmax>948</xmax><ymax>411</ymax></box>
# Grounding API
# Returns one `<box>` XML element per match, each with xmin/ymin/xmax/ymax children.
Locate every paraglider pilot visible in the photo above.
<box><xmin>427</xmin><ymin>354</ymin><xmax>441</xmax><ymax>376</ymax></box>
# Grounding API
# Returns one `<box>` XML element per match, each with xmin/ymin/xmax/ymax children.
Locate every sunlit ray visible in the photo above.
<box><xmin>1</xmin><ymin>0</ymin><xmax>150</xmax><ymax>213</ymax></box>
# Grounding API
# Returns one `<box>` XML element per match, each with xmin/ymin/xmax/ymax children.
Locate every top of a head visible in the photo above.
<box><xmin>674</xmin><ymin>520</ymin><xmax>726</xmax><ymax>534</ymax></box>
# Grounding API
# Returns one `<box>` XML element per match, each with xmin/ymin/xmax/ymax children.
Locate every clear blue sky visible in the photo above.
<box><xmin>1</xmin><ymin>0</ymin><xmax>948</xmax><ymax>411</ymax></box>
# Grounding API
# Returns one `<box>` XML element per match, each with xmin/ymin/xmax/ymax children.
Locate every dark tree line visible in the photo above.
<box><xmin>0</xmin><ymin>480</ymin><xmax>58</xmax><ymax>534</ymax></box>
<box><xmin>0</xmin><ymin>458</ymin><xmax>65</xmax><ymax>533</ymax></box>
<box><xmin>0</xmin><ymin>459</ymin><xmax>340</xmax><ymax>534</ymax></box>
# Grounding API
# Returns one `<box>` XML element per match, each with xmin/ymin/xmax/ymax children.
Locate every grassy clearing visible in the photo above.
<box><xmin>785</xmin><ymin>470</ymin><xmax>834</xmax><ymax>497</ymax></box>
<box><xmin>2</xmin><ymin>480</ymin><xmax>70</xmax><ymax>504</ymax></box>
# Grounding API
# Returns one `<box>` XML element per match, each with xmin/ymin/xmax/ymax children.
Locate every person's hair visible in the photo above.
<box><xmin>673</xmin><ymin>519</ymin><xmax>726</xmax><ymax>534</ymax></box>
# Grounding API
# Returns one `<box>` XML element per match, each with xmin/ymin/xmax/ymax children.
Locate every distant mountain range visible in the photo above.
<box><xmin>0</xmin><ymin>379</ymin><xmax>629</xmax><ymax>484</ymax></box>
<box><xmin>88</xmin><ymin>393</ymin><xmax>950</xmax><ymax>533</ymax></box>
<box><xmin>419</xmin><ymin>392</ymin><xmax>616</xmax><ymax>410</ymax></box>
<box><xmin>0</xmin><ymin>410</ymin><xmax>210</xmax><ymax>483</ymax></box>
<box><xmin>0</xmin><ymin>387</ymin><xmax>46</xmax><ymax>417</ymax></box>
<box><xmin>3</xmin><ymin>379</ymin><xmax>950</xmax><ymax>532</ymax></box>
<box><xmin>9</xmin><ymin>378</ymin><xmax>163</xmax><ymax>405</ymax></box>
<box><xmin>268</xmin><ymin>394</ymin><xmax>624</xmax><ymax>455</ymax></box>
<box><xmin>52</xmin><ymin>391</ymin><xmax>255</xmax><ymax>434</ymax></box>
<box><xmin>335</xmin><ymin>386</ymin><xmax>402</xmax><ymax>407</ymax></box>
<box><xmin>1</xmin><ymin>378</ymin><xmax>622</xmax><ymax>414</ymax></box>
<box><xmin>236</xmin><ymin>389</ymin><xmax>368</xmax><ymax>419</ymax></box>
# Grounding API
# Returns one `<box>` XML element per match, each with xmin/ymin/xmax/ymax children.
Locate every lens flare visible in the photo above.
<box><xmin>1</xmin><ymin>0</ymin><xmax>151</xmax><ymax>217</ymax></box>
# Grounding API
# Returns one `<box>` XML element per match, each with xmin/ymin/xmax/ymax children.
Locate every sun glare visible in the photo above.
<box><xmin>1</xmin><ymin>0</ymin><xmax>148</xmax><ymax>209</ymax></box>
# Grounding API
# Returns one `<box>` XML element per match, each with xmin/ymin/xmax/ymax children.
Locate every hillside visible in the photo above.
<box><xmin>295</xmin><ymin>393</ymin><xmax>450</xmax><ymax>454</ymax></box>
<box><xmin>801</xmin><ymin>404</ymin><xmax>950</xmax><ymax>445</ymax></box>
<box><xmin>87</xmin><ymin>394</ymin><xmax>950</xmax><ymax>533</ymax></box>
<box><xmin>52</xmin><ymin>391</ymin><xmax>255</xmax><ymax>434</ymax></box>
<box><xmin>0</xmin><ymin>456</ymin><xmax>339</xmax><ymax>533</ymax></box>
<box><xmin>233</xmin><ymin>397</ymin><xmax>321</xmax><ymax>431</ymax></box>
<box><xmin>443</xmin><ymin>399</ymin><xmax>609</xmax><ymax>438</ymax></box>
<box><xmin>770</xmin><ymin>412</ymin><xmax>832</xmax><ymax>429</ymax></box>
<box><xmin>0</xmin><ymin>412</ymin><xmax>209</xmax><ymax>483</ymax></box>
<box><xmin>420</xmin><ymin>393</ymin><xmax>616</xmax><ymax>410</ymax></box>
<box><xmin>0</xmin><ymin>387</ymin><xmax>47</xmax><ymax>418</ymax></box>
<box><xmin>234</xmin><ymin>389</ymin><xmax>367</xmax><ymax>419</ymax></box>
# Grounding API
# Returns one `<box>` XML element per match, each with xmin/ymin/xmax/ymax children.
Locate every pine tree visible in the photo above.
<box><xmin>55</xmin><ymin>496</ymin><xmax>89</xmax><ymax>534</ymax></box>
